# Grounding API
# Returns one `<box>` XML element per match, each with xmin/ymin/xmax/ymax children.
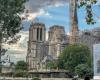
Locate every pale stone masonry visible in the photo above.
<box><xmin>27</xmin><ymin>23</ymin><xmax>47</xmax><ymax>70</ymax></box>
<box><xmin>69</xmin><ymin>0</ymin><xmax>79</xmax><ymax>44</ymax></box>
<box><xmin>48</xmin><ymin>25</ymin><xmax>68</xmax><ymax>59</ymax></box>
<box><xmin>27</xmin><ymin>23</ymin><xmax>68</xmax><ymax>71</ymax></box>
<box><xmin>78</xmin><ymin>28</ymin><xmax>100</xmax><ymax>51</ymax></box>
<box><xmin>27</xmin><ymin>22</ymin><xmax>100</xmax><ymax>71</ymax></box>
<box><xmin>27</xmin><ymin>0</ymin><xmax>100</xmax><ymax>72</ymax></box>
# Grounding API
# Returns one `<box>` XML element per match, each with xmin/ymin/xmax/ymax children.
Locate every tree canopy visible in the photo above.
<box><xmin>0</xmin><ymin>0</ymin><xmax>26</xmax><ymax>40</ymax></box>
<box><xmin>0</xmin><ymin>0</ymin><xmax>27</xmax><ymax>73</ymax></box>
<box><xmin>15</xmin><ymin>61</ymin><xmax>28</xmax><ymax>77</ymax></box>
<box><xmin>78</xmin><ymin>0</ymin><xmax>97</xmax><ymax>24</ymax></box>
<box><xmin>58</xmin><ymin>44</ymin><xmax>91</xmax><ymax>72</ymax></box>
<box><xmin>75</xmin><ymin>64</ymin><xmax>93</xmax><ymax>78</ymax></box>
<box><xmin>15</xmin><ymin>61</ymin><xmax>28</xmax><ymax>71</ymax></box>
<box><xmin>46</xmin><ymin>61</ymin><xmax>58</xmax><ymax>70</ymax></box>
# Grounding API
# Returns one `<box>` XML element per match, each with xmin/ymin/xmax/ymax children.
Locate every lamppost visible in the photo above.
<box><xmin>0</xmin><ymin>54</ymin><xmax>10</xmax><ymax>80</ymax></box>
<box><xmin>12</xmin><ymin>64</ymin><xmax>15</xmax><ymax>80</ymax></box>
<box><xmin>0</xmin><ymin>48</ymin><xmax>7</xmax><ymax>73</ymax></box>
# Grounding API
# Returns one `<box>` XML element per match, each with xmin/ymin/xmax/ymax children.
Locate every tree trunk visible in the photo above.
<box><xmin>0</xmin><ymin>33</ymin><xmax>2</xmax><ymax>73</ymax></box>
<box><xmin>0</xmin><ymin>41</ymin><xmax>1</xmax><ymax>73</ymax></box>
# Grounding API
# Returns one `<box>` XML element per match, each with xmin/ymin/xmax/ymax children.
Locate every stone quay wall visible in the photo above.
<box><xmin>0</xmin><ymin>77</ymin><xmax>93</xmax><ymax>80</ymax></box>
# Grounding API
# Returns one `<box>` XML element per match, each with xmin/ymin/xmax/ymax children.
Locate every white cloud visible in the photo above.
<box><xmin>67</xmin><ymin>32</ymin><xmax>70</xmax><ymax>35</ymax></box>
<box><xmin>2</xmin><ymin>31</ymin><xmax>29</xmax><ymax>63</ymax></box>
<box><xmin>27</xmin><ymin>13</ymin><xmax>39</xmax><ymax>21</ymax></box>
<box><xmin>95</xmin><ymin>0</ymin><xmax>100</xmax><ymax>6</ymax></box>
<box><xmin>54</xmin><ymin>3</ymin><xmax>65</xmax><ymax>7</ymax></box>
<box><xmin>25</xmin><ymin>0</ymin><xmax>69</xmax><ymax>13</ymax></box>
<box><xmin>46</xmin><ymin>32</ymin><xmax>48</xmax><ymax>41</ymax></box>
<box><xmin>21</xmin><ymin>8</ymin><xmax>52</xmax><ymax>21</ymax></box>
<box><xmin>20</xmin><ymin>12</ymin><xmax>40</xmax><ymax>21</ymax></box>
<box><xmin>39</xmin><ymin>9</ymin><xmax>52</xmax><ymax>18</ymax></box>
<box><xmin>22</xmin><ymin>0</ymin><xmax>69</xmax><ymax>22</ymax></box>
<box><xmin>96</xmin><ymin>19</ymin><xmax>100</xmax><ymax>22</ymax></box>
<box><xmin>2</xmin><ymin>31</ymin><xmax>50</xmax><ymax>63</ymax></box>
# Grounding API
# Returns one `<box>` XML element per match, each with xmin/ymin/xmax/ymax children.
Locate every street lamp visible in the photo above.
<box><xmin>0</xmin><ymin>49</ymin><xmax>7</xmax><ymax>73</ymax></box>
<box><xmin>12</xmin><ymin>64</ymin><xmax>15</xmax><ymax>80</ymax></box>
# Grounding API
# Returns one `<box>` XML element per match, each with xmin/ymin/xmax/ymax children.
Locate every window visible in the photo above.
<box><xmin>40</xmin><ymin>28</ymin><xmax>42</xmax><ymax>41</ymax></box>
<box><xmin>37</xmin><ymin>28</ymin><xmax>39</xmax><ymax>40</ymax></box>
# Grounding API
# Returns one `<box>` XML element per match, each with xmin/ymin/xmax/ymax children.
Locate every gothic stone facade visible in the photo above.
<box><xmin>26</xmin><ymin>23</ymin><xmax>68</xmax><ymax>71</ymax></box>
<box><xmin>69</xmin><ymin>0</ymin><xmax>79</xmax><ymax>44</ymax></box>
<box><xmin>78</xmin><ymin>28</ymin><xmax>100</xmax><ymax>51</ymax></box>
<box><xmin>48</xmin><ymin>25</ymin><xmax>68</xmax><ymax>59</ymax></box>
<box><xmin>27</xmin><ymin>23</ymin><xmax>47</xmax><ymax>70</ymax></box>
<box><xmin>27</xmin><ymin>22</ymin><xmax>100</xmax><ymax>71</ymax></box>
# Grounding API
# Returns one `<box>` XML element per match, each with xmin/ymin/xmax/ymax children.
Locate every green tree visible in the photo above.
<box><xmin>0</xmin><ymin>0</ymin><xmax>26</xmax><ymax>72</ymax></box>
<box><xmin>58</xmin><ymin>44</ymin><xmax>91</xmax><ymax>72</ymax></box>
<box><xmin>15</xmin><ymin>61</ymin><xmax>28</xmax><ymax>77</ymax></box>
<box><xmin>32</xmin><ymin>77</ymin><xmax>41</xmax><ymax>80</ymax></box>
<box><xmin>14</xmin><ymin>70</ymin><xmax>28</xmax><ymax>77</ymax></box>
<box><xmin>78</xmin><ymin>0</ymin><xmax>97</xmax><ymax>24</ymax></box>
<box><xmin>75</xmin><ymin>64</ymin><xmax>93</xmax><ymax>78</ymax></box>
<box><xmin>15</xmin><ymin>61</ymin><xmax>28</xmax><ymax>71</ymax></box>
<box><xmin>71</xmin><ymin>0</ymin><xmax>98</xmax><ymax>25</ymax></box>
<box><xmin>46</xmin><ymin>61</ymin><xmax>58</xmax><ymax>70</ymax></box>
<box><xmin>0</xmin><ymin>0</ymin><xmax>26</xmax><ymax>38</ymax></box>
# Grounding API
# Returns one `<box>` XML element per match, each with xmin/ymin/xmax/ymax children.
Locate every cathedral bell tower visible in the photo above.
<box><xmin>29</xmin><ymin>23</ymin><xmax>45</xmax><ymax>42</ymax></box>
<box><xmin>27</xmin><ymin>22</ymin><xmax>46</xmax><ymax>71</ymax></box>
<box><xmin>69</xmin><ymin>0</ymin><xmax>79</xmax><ymax>44</ymax></box>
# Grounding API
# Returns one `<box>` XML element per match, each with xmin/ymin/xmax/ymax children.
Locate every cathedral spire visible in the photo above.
<box><xmin>69</xmin><ymin>0</ymin><xmax>79</xmax><ymax>44</ymax></box>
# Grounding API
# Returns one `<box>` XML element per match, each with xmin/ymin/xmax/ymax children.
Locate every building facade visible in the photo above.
<box><xmin>27</xmin><ymin>21</ymin><xmax>100</xmax><ymax>71</ymax></box>
<box><xmin>27</xmin><ymin>23</ymin><xmax>68</xmax><ymax>71</ymax></box>
<box><xmin>48</xmin><ymin>25</ymin><xmax>68</xmax><ymax>59</ymax></box>
<box><xmin>69</xmin><ymin>0</ymin><xmax>79</xmax><ymax>44</ymax></box>
<box><xmin>27</xmin><ymin>23</ymin><xmax>47</xmax><ymax>70</ymax></box>
<box><xmin>78</xmin><ymin>28</ymin><xmax>100</xmax><ymax>51</ymax></box>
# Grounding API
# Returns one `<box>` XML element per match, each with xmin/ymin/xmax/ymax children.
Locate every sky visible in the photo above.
<box><xmin>3</xmin><ymin>0</ymin><xmax>100</xmax><ymax>64</ymax></box>
<box><xmin>22</xmin><ymin>0</ymin><xmax>100</xmax><ymax>32</ymax></box>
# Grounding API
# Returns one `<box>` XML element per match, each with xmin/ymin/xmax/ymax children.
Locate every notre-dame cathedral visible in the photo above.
<box><xmin>26</xmin><ymin>22</ymin><xmax>100</xmax><ymax>71</ymax></box>
<box><xmin>26</xmin><ymin>0</ymin><xmax>100</xmax><ymax>71</ymax></box>
<box><xmin>26</xmin><ymin>23</ymin><xmax>68</xmax><ymax>71</ymax></box>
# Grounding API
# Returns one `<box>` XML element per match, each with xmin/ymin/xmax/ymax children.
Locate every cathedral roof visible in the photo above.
<box><xmin>49</xmin><ymin>25</ymin><xmax>64</xmax><ymax>30</ymax></box>
<box><xmin>92</xmin><ymin>27</ymin><xmax>100</xmax><ymax>38</ymax></box>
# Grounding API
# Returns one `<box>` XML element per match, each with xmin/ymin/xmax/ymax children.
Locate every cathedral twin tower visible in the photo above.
<box><xmin>27</xmin><ymin>23</ymin><xmax>46</xmax><ymax>70</ymax></box>
<box><xmin>27</xmin><ymin>0</ymin><xmax>79</xmax><ymax>71</ymax></box>
<box><xmin>29</xmin><ymin>23</ymin><xmax>45</xmax><ymax>42</ymax></box>
<box><xmin>26</xmin><ymin>0</ymin><xmax>100</xmax><ymax>72</ymax></box>
<box><xmin>27</xmin><ymin>23</ymin><xmax>68</xmax><ymax>71</ymax></box>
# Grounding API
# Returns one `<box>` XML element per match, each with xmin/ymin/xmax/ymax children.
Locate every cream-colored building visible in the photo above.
<box><xmin>26</xmin><ymin>22</ymin><xmax>100</xmax><ymax>71</ymax></box>
<box><xmin>26</xmin><ymin>23</ymin><xmax>68</xmax><ymax>71</ymax></box>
